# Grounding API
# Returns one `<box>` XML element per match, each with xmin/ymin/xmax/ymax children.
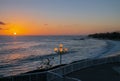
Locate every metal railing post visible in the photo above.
<box><xmin>29</xmin><ymin>75</ymin><xmax>31</xmax><ymax>81</ymax></box>
<box><xmin>12</xmin><ymin>77</ymin><xmax>14</xmax><ymax>81</ymax></box>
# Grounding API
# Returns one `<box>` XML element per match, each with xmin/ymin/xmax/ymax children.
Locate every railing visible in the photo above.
<box><xmin>48</xmin><ymin>55</ymin><xmax>120</xmax><ymax>81</ymax></box>
<box><xmin>47</xmin><ymin>71</ymin><xmax>81</xmax><ymax>81</ymax></box>
<box><xmin>0</xmin><ymin>72</ymin><xmax>46</xmax><ymax>81</ymax></box>
<box><xmin>0</xmin><ymin>55</ymin><xmax>120</xmax><ymax>81</ymax></box>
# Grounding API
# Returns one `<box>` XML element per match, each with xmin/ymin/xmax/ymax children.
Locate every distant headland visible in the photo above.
<box><xmin>88</xmin><ymin>31</ymin><xmax>120</xmax><ymax>40</ymax></box>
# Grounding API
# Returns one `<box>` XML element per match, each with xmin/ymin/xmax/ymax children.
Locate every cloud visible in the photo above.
<box><xmin>44</xmin><ymin>24</ymin><xmax>48</xmax><ymax>26</ymax></box>
<box><xmin>0</xmin><ymin>21</ymin><xmax>8</xmax><ymax>30</ymax></box>
<box><xmin>0</xmin><ymin>28</ymin><xmax>3</xmax><ymax>30</ymax></box>
<box><xmin>0</xmin><ymin>27</ymin><xmax>9</xmax><ymax>30</ymax></box>
<box><xmin>0</xmin><ymin>21</ymin><xmax>6</xmax><ymax>25</ymax></box>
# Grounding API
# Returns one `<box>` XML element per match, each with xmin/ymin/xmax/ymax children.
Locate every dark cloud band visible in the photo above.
<box><xmin>0</xmin><ymin>21</ymin><xmax>6</xmax><ymax>25</ymax></box>
<box><xmin>0</xmin><ymin>28</ymin><xmax>9</xmax><ymax>30</ymax></box>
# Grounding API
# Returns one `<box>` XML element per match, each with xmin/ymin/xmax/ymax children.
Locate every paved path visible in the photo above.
<box><xmin>66</xmin><ymin>62</ymin><xmax>120</xmax><ymax>81</ymax></box>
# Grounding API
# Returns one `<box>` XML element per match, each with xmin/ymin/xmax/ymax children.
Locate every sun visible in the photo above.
<box><xmin>13</xmin><ymin>32</ymin><xmax>17</xmax><ymax>35</ymax></box>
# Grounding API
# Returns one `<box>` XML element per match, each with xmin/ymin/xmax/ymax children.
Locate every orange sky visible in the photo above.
<box><xmin>0</xmin><ymin>0</ymin><xmax>120</xmax><ymax>35</ymax></box>
<box><xmin>0</xmin><ymin>19</ymin><xmax>119</xmax><ymax>36</ymax></box>
<box><xmin>0</xmin><ymin>14</ymin><xmax>119</xmax><ymax>36</ymax></box>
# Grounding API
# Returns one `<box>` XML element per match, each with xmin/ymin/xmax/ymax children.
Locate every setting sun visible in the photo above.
<box><xmin>13</xmin><ymin>32</ymin><xmax>16</xmax><ymax>35</ymax></box>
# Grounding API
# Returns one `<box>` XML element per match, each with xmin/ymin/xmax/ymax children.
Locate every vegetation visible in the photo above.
<box><xmin>88</xmin><ymin>32</ymin><xmax>120</xmax><ymax>40</ymax></box>
<box><xmin>37</xmin><ymin>57</ymin><xmax>55</xmax><ymax>70</ymax></box>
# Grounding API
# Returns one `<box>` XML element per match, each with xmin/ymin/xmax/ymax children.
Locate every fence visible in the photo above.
<box><xmin>47</xmin><ymin>55</ymin><xmax>120</xmax><ymax>81</ymax></box>
<box><xmin>0</xmin><ymin>72</ymin><xmax>46</xmax><ymax>81</ymax></box>
<box><xmin>0</xmin><ymin>55</ymin><xmax>120</xmax><ymax>81</ymax></box>
<box><xmin>47</xmin><ymin>71</ymin><xmax>81</xmax><ymax>81</ymax></box>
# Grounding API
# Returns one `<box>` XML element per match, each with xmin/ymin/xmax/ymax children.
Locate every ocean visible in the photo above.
<box><xmin>0</xmin><ymin>36</ymin><xmax>120</xmax><ymax>77</ymax></box>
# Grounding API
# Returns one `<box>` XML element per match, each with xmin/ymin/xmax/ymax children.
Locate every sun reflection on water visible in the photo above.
<box><xmin>6</xmin><ymin>53</ymin><xmax>25</xmax><ymax>61</ymax></box>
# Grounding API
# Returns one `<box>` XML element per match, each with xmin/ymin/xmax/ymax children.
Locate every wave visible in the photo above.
<box><xmin>0</xmin><ymin>42</ymin><xmax>42</xmax><ymax>55</ymax></box>
<box><xmin>10</xmin><ymin>50</ymin><xmax>77</xmax><ymax>64</ymax></box>
<box><xmin>0</xmin><ymin>48</ymin><xmax>26</xmax><ymax>54</ymax></box>
<box><xmin>92</xmin><ymin>40</ymin><xmax>115</xmax><ymax>58</ymax></box>
<box><xmin>1</xmin><ymin>37</ymin><xmax>120</xmax><ymax>77</ymax></box>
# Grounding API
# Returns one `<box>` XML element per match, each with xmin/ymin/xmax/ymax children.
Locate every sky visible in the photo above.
<box><xmin>0</xmin><ymin>0</ymin><xmax>120</xmax><ymax>35</ymax></box>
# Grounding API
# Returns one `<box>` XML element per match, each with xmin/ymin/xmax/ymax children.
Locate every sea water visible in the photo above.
<box><xmin>0</xmin><ymin>36</ymin><xmax>120</xmax><ymax>77</ymax></box>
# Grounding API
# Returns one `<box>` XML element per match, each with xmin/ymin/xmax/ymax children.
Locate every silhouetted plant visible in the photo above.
<box><xmin>37</xmin><ymin>57</ymin><xmax>54</xmax><ymax>69</ymax></box>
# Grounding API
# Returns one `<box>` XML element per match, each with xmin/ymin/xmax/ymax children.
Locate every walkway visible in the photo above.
<box><xmin>66</xmin><ymin>62</ymin><xmax>120</xmax><ymax>81</ymax></box>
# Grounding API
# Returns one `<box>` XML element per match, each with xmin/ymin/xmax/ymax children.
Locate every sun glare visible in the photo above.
<box><xmin>14</xmin><ymin>32</ymin><xmax>17</xmax><ymax>35</ymax></box>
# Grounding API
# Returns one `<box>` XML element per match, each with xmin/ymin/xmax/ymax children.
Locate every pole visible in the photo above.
<box><xmin>60</xmin><ymin>53</ymin><xmax>62</xmax><ymax>65</ymax></box>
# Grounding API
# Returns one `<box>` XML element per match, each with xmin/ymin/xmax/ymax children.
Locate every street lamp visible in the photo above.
<box><xmin>54</xmin><ymin>44</ymin><xmax>68</xmax><ymax>65</ymax></box>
